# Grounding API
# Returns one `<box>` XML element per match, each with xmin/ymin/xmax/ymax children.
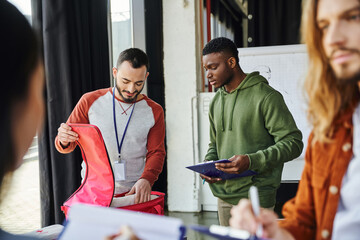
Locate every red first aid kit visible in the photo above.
<box><xmin>61</xmin><ymin>123</ymin><xmax>165</xmax><ymax>218</ymax></box>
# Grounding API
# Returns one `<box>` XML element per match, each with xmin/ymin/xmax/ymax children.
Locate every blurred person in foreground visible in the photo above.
<box><xmin>0</xmin><ymin>2</ymin><xmax>139</xmax><ymax>239</ymax></box>
<box><xmin>0</xmin><ymin>1</ymin><xmax>44</xmax><ymax>239</ymax></box>
<box><xmin>230</xmin><ymin>0</ymin><xmax>360</xmax><ymax>239</ymax></box>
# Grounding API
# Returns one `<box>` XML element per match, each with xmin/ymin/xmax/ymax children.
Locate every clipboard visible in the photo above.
<box><xmin>189</xmin><ymin>224</ymin><xmax>267</xmax><ymax>240</ymax></box>
<box><xmin>186</xmin><ymin>159</ymin><xmax>257</xmax><ymax>180</ymax></box>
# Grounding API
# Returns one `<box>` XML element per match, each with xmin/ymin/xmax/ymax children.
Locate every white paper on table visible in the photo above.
<box><xmin>110</xmin><ymin>194</ymin><xmax>158</xmax><ymax>207</ymax></box>
<box><xmin>58</xmin><ymin>203</ymin><xmax>185</xmax><ymax>240</ymax></box>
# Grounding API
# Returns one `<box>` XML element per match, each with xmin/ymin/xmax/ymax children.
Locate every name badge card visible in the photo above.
<box><xmin>114</xmin><ymin>161</ymin><xmax>126</xmax><ymax>181</ymax></box>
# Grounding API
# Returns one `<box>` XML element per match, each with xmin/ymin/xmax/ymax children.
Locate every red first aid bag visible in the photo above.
<box><xmin>61</xmin><ymin>123</ymin><xmax>165</xmax><ymax>218</ymax></box>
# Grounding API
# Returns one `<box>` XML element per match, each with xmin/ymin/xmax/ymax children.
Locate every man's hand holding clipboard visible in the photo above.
<box><xmin>201</xmin><ymin>155</ymin><xmax>252</xmax><ymax>183</ymax></box>
<box><xmin>186</xmin><ymin>156</ymin><xmax>257</xmax><ymax>183</ymax></box>
<box><xmin>200</xmin><ymin>173</ymin><xmax>223</xmax><ymax>184</ymax></box>
<box><xmin>215</xmin><ymin>155</ymin><xmax>251</xmax><ymax>174</ymax></box>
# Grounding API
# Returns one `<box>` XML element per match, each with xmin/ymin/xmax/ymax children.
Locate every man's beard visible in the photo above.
<box><xmin>330</xmin><ymin>47</ymin><xmax>360</xmax><ymax>85</ymax></box>
<box><xmin>335</xmin><ymin>68</ymin><xmax>360</xmax><ymax>86</ymax></box>
<box><xmin>115</xmin><ymin>82</ymin><xmax>144</xmax><ymax>103</ymax></box>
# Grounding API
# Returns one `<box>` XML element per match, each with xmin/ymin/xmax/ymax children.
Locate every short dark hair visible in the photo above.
<box><xmin>202</xmin><ymin>37</ymin><xmax>239</xmax><ymax>64</ymax></box>
<box><xmin>116</xmin><ymin>48</ymin><xmax>149</xmax><ymax>71</ymax></box>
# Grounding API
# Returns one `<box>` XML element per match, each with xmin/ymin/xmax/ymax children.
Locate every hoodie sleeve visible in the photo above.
<box><xmin>247</xmin><ymin>91</ymin><xmax>304</xmax><ymax>172</ymax></box>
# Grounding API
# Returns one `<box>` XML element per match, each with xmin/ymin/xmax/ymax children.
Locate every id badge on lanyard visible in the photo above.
<box><xmin>113</xmin><ymin>87</ymin><xmax>135</xmax><ymax>182</ymax></box>
<box><xmin>114</xmin><ymin>159</ymin><xmax>126</xmax><ymax>181</ymax></box>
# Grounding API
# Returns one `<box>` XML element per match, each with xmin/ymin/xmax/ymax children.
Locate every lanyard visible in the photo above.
<box><xmin>112</xmin><ymin>87</ymin><xmax>135</xmax><ymax>161</ymax></box>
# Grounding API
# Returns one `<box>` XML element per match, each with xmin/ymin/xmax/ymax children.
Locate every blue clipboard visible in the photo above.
<box><xmin>189</xmin><ymin>224</ymin><xmax>267</xmax><ymax>240</ymax></box>
<box><xmin>186</xmin><ymin>159</ymin><xmax>257</xmax><ymax>180</ymax></box>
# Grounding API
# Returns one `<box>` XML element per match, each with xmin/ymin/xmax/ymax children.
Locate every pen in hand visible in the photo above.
<box><xmin>249</xmin><ymin>186</ymin><xmax>263</xmax><ymax>238</ymax></box>
<box><xmin>203</xmin><ymin>179</ymin><xmax>206</xmax><ymax>185</ymax></box>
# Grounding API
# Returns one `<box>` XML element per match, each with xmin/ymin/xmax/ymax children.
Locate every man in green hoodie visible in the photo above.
<box><xmin>201</xmin><ymin>37</ymin><xmax>303</xmax><ymax>226</ymax></box>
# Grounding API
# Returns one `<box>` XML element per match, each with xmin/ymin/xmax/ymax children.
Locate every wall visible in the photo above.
<box><xmin>163</xmin><ymin>0</ymin><xmax>203</xmax><ymax>212</ymax></box>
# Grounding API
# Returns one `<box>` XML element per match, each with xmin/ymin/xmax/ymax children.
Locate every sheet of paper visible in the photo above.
<box><xmin>59</xmin><ymin>204</ymin><xmax>185</xmax><ymax>240</ymax></box>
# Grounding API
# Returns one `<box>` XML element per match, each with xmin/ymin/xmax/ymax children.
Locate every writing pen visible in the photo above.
<box><xmin>249</xmin><ymin>186</ymin><xmax>263</xmax><ymax>238</ymax></box>
<box><xmin>203</xmin><ymin>178</ymin><xmax>206</xmax><ymax>185</ymax></box>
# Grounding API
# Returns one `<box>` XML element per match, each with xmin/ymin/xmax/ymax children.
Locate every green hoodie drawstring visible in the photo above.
<box><xmin>220</xmin><ymin>88</ymin><xmax>240</xmax><ymax>131</ymax></box>
<box><xmin>220</xmin><ymin>91</ymin><xmax>225</xmax><ymax>131</ymax></box>
<box><xmin>220</xmin><ymin>72</ymin><xmax>263</xmax><ymax>132</ymax></box>
<box><xmin>229</xmin><ymin>90</ymin><xmax>239</xmax><ymax>131</ymax></box>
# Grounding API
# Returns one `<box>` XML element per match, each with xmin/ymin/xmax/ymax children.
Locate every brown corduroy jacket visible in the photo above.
<box><xmin>279</xmin><ymin>103</ymin><xmax>356</xmax><ymax>240</ymax></box>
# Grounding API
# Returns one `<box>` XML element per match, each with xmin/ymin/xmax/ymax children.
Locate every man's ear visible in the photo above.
<box><xmin>227</xmin><ymin>57</ymin><xmax>237</xmax><ymax>69</ymax></box>
<box><xmin>112</xmin><ymin>67</ymin><xmax>117</xmax><ymax>78</ymax></box>
<box><xmin>145</xmin><ymin>72</ymin><xmax>150</xmax><ymax>80</ymax></box>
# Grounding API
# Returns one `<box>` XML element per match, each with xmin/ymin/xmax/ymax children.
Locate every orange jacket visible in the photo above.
<box><xmin>279</xmin><ymin>103</ymin><xmax>356</xmax><ymax>240</ymax></box>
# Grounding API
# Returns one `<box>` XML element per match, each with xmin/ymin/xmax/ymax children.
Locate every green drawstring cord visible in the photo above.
<box><xmin>229</xmin><ymin>90</ymin><xmax>239</xmax><ymax>131</ymax></box>
<box><xmin>220</xmin><ymin>91</ymin><xmax>225</xmax><ymax>131</ymax></box>
<box><xmin>220</xmin><ymin>89</ymin><xmax>239</xmax><ymax>131</ymax></box>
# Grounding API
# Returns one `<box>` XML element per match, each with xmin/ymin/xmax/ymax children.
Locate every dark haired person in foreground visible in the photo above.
<box><xmin>55</xmin><ymin>48</ymin><xmax>165</xmax><ymax>204</ymax></box>
<box><xmin>230</xmin><ymin>0</ymin><xmax>360</xmax><ymax>239</ymax></box>
<box><xmin>0</xmin><ymin>2</ymin><xmax>143</xmax><ymax>239</ymax></box>
<box><xmin>201</xmin><ymin>37</ymin><xmax>303</xmax><ymax>226</ymax></box>
<box><xmin>0</xmin><ymin>1</ymin><xmax>44</xmax><ymax>239</ymax></box>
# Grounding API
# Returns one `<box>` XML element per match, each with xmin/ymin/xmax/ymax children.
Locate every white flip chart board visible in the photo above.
<box><xmin>239</xmin><ymin>44</ymin><xmax>310</xmax><ymax>159</ymax></box>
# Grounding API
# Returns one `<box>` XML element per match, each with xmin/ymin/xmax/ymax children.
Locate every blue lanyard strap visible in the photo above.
<box><xmin>113</xmin><ymin>87</ymin><xmax>135</xmax><ymax>160</ymax></box>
